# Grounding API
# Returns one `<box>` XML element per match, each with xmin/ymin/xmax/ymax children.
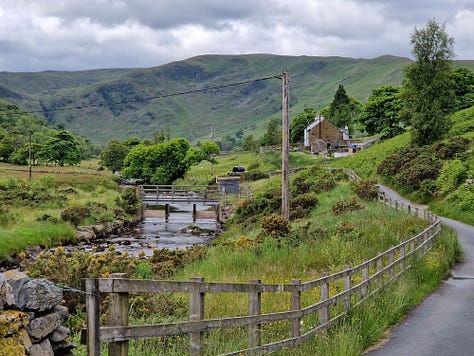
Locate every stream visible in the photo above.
<box><xmin>71</xmin><ymin>204</ymin><xmax>220</xmax><ymax>257</ymax></box>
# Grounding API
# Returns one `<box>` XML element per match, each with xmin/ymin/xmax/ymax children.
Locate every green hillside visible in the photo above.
<box><xmin>1</xmin><ymin>54</ymin><xmax>473</xmax><ymax>146</ymax></box>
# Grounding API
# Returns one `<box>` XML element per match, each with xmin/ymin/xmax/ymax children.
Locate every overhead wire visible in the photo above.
<box><xmin>14</xmin><ymin>74</ymin><xmax>283</xmax><ymax>116</ymax></box>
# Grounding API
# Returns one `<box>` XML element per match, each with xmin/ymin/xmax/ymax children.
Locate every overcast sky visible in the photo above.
<box><xmin>1</xmin><ymin>0</ymin><xmax>473</xmax><ymax>72</ymax></box>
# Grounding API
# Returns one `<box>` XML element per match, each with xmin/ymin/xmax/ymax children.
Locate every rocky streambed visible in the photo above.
<box><xmin>70</xmin><ymin>204</ymin><xmax>220</xmax><ymax>257</ymax></box>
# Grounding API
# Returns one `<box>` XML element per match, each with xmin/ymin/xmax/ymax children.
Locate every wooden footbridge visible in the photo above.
<box><xmin>137</xmin><ymin>185</ymin><xmax>223</xmax><ymax>222</ymax></box>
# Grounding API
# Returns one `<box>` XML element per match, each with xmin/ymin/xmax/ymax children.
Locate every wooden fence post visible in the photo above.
<box><xmin>290</xmin><ymin>280</ymin><xmax>301</xmax><ymax>338</ymax></box>
<box><xmin>249</xmin><ymin>280</ymin><xmax>262</xmax><ymax>349</ymax></box>
<box><xmin>85</xmin><ymin>278</ymin><xmax>101</xmax><ymax>356</ymax></box>
<box><xmin>320</xmin><ymin>275</ymin><xmax>329</xmax><ymax>327</ymax></box>
<box><xmin>344</xmin><ymin>267</ymin><xmax>351</xmax><ymax>312</ymax></box>
<box><xmin>389</xmin><ymin>248</ymin><xmax>395</xmax><ymax>278</ymax></box>
<box><xmin>400</xmin><ymin>246</ymin><xmax>406</xmax><ymax>272</ymax></box>
<box><xmin>361</xmin><ymin>259</ymin><xmax>368</xmax><ymax>299</ymax></box>
<box><xmin>108</xmin><ymin>273</ymin><xmax>129</xmax><ymax>356</ymax></box>
<box><xmin>377</xmin><ymin>254</ymin><xmax>383</xmax><ymax>287</ymax></box>
<box><xmin>190</xmin><ymin>277</ymin><xmax>205</xmax><ymax>356</ymax></box>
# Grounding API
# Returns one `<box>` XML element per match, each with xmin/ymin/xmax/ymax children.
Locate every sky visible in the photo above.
<box><xmin>1</xmin><ymin>0</ymin><xmax>473</xmax><ymax>72</ymax></box>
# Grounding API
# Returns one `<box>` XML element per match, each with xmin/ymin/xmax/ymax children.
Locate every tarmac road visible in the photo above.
<box><xmin>367</xmin><ymin>186</ymin><xmax>474</xmax><ymax>356</ymax></box>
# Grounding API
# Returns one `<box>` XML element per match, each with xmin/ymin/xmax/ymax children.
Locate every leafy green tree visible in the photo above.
<box><xmin>358</xmin><ymin>86</ymin><xmax>404</xmax><ymax>138</ymax></box>
<box><xmin>451</xmin><ymin>67</ymin><xmax>474</xmax><ymax>111</ymax></box>
<box><xmin>100</xmin><ymin>140</ymin><xmax>129</xmax><ymax>173</ymax></box>
<box><xmin>323</xmin><ymin>85</ymin><xmax>361</xmax><ymax>128</ymax></box>
<box><xmin>242</xmin><ymin>134</ymin><xmax>258</xmax><ymax>151</ymax></box>
<box><xmin>198</xmin><ymin>140</ymin><xmax>220</xmax><ymax>162</ymax></box>
<box><xmin>123</xmin><ymin>138</ymin><xmax>196</xmax><ymax>184</ymax></box>
<box><xmin>39</xmin><ymin>130</ymin><xmax>81</xmax><ymax>166</ymax></box>
<box><xmin>290</xmin><ymin>108</ymin><xmax>317</xmax><ymax>143</ymax></box>
<box><xmin>259</xmin><ymin>118</ymin><xmax>281</xmax><ymax>146</ymax></box>
<box><xmin>122</xmin><ymin>137</ymin><xmax>142</xmax><ymax>148</ymax></box>
<box><xmin>402</xmin><ymin>19</ymin><xmax>455</xmax><ymax>145</ymax></box>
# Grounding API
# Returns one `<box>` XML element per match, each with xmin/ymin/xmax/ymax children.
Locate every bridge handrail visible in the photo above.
<box><xmin>138</xmin><ymin>185</ymin><xmax>221</xmax><ymax>203</ymax></box>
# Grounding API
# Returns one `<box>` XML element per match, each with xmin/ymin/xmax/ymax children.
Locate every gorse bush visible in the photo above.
<box><xmin>291</xmin><ymin>166</ymin><xmax>337</xmax><ymax>195</ymax></box>
<box><xmin>60</xmin><ymin>206</ymin><xmax>90</xmax><ymax>226</ymax></box>
<box><xmin>232</xmin><ymin>166</ymin><xmax>338</xmax><ymax>224</ymax></box>
<box><xmin>332</xmin><ymin>196</ymin><xmax>364</xmax><ymax>215</ymax></box>
<box><xmin>351</xmin><ymin>179</ymin><xmax>379</xmax><ymax>201</ymax></box>
<box><xmin>259</xmin><ymin>213</ymin><xmax>290</xmax><ymax>238</ymax></box>
<box><xmin>25</xmin><ymin>245</ymin><xmax>208</xmax><ymax>314</ymax></box>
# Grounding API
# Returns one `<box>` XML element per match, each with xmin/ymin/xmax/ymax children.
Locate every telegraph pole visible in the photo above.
<box><xmin>28</xmin><ymin>131</ymin><xmax>32</xmax><ymax>182</ymax></box>
<box><xmin>281</xmin><ymin>71</ymin><xmax>290</xmax><ymax>221</ymax></box>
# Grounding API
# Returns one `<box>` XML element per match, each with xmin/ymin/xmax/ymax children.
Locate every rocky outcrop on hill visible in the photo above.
<box><xmin>0</xmin><ymin>270</ymin><xmax>74</xmax><ymax>355</ymax></box>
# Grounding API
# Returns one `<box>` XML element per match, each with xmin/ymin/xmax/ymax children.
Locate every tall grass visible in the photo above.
<box><xmin>0</xmin><ymin>223</ymin><xmax>76</xmax><ymax>260</ymax></box>
<box><xmin>0</xmin><ymin>162</ymin><xmax>122</xmax><ymax>261</ymax></box>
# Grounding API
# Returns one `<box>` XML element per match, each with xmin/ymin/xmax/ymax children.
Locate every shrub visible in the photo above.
<box><xmin>332</xmin><ymin>196</ymin><xmax>363</xmax><ymax>215</ymax></box>
<box><xmin>397</xmin><ymin>156</ymin><xmax>441</xmax><ymax>190</ymax></box>
<box><xmin>377</xmin><ymin>147</ymin><xmax>419</xmax><ymax>178</ymax></box>
<box><xmin>433</xmin><ymin>136</ymin><xmax>471</xmax><ymax>160</ymax></box>
<box><xmin>351</xmin><ymin>179</ymin><xmax>379</xmax><ymax>201</ymax></box>
<box><xmin>436</xmin><ymin>159</ymin><xmax>469</xmax><ymax>195</ymax></box>
<box><xmin>60</xmin><ymin>206</ymin><xmax>91</xmax><ymax>226</ymax></box>
<box><xmin>241</xmin><ymin>170</ymin><xmax>269</xmax><ymax>181</ymax></box>
<box><xmin>36</xmin><ymin>214</ymin><xmax>61</xmax><ymax>224</ymax></box>
<box><xmin>446</xmin><ymin>182</ymin><xmax>474</xmax><ymax>211</ymax></box>
<box><xmin>232</xmin><ymin>188</ymin><xmax>281</xmax><ymax>223</ymax></box>
<box><xmin>0</xmin><ymin>204</ymin><xmax>14</xmax><ymax>226</ymax></box>
<box><xmin>260</xmin><ymin>213</ymin><xmax>290</xmax><ymax>238</ymax></box>
<box><xmin>247</xmin><ymin>162</ymin><xmax>260</xmax><ymax>170</ymax></box>
<box><xmin>290</xmin><ymin>192</ymin><xmax>319</xmax><ymax>210</ymax></box>
<box><xmin>291</xmin><ymin>166</ymin><xmax>336</xmax><ymax>195</ymax></box>
<box><xmin>118</xmin><ymin>187</ymin><xmax>140</xmax><ymax>215</ymax></box>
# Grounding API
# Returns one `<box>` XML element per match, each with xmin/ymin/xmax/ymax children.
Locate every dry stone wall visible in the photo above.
<box><xmin>0</xmin><ymin>270</ymin><xmax>74</xmax><ymax>355</ymax></box>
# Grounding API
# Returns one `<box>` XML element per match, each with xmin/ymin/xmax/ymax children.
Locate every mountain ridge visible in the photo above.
<box><xmin>1</xmin><ymin>54</ymin><xmax>473</xmax><ymax>146</ymax></box>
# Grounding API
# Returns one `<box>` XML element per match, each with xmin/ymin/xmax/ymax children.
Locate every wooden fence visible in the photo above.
<box><xmin>82</xmin><ymin>192</ymin><xmax>441</xmax><ymax>355</ymax></box>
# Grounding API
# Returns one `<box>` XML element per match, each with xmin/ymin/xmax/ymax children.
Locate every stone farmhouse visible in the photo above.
<box><xmin>304</xmin><ymin>116</ymin><xmax>350</xmax><ymax>154</ymax></box>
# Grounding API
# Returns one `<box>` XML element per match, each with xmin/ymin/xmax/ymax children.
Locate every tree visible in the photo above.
<box><xmin>122</xmin><ymin>138</ymin><xmax>197</xmax><ymax>184</ymax></box>
<box><xmin>290</xmin><ymin>108</ymin><xmax>316</xmax><ymax>143</ymax></box>
<box><xmin>402</xmin><ymin>19</ymin><xmax>455</xmax><ymax>145</ymax></box>
<box><xmin>259</xmin><ymin>118</ymin><xmax>281</xmax><ymax>146</ymax></box>
<box><xmin>242</xmin><ymin>134</ymin><xmax>258</xmax><ymax>151</ymax></box>
<box><xmin>100</xmin><ymin>140</ymin><xmax>129</xmax><ymax>173</ymax></box>
<box><xmin>451</xmin><ymin>67</ymin><xmax>474</xmax><ymax>111</ymax></box>
<box><xmin>198</xmin><ymin>140</ymin><xmax>220</xmax><ymax>162</ymax></box>
<box><xmin>358</xmin><ymin>86</ymin><xmax>404</xmax><ymax>138</ymax></box>
<box><xmin>38</xmin><ymin>130</ymin><xmax>81</xmax><ymax>166</ymax></box>
<box><xmin>325</xmin><ymin>85</ymin><xmax>361</xmax><ymax>128</ymax></box>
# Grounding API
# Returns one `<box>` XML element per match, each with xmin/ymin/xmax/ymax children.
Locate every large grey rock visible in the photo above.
<box><xmin>2</xmin><ymin>270</ymin><xmax>62</xmax><ymax>312</ymax></box>
<box><xmin>28</xmin><ymin>338</ymin><xmax>54</xmax><ymax>356</ymax></box>
<box><xmin>51</xmin><ymin>339</ymin><xmax>76</xmax><ymax>355</ymax></box>
<box><xmin>26</xmin><ymin>306</ymin><xmax>68</xmax><ymax>341</ymax></box>
<box><xmin>0</xmin><ymin>276</ymin><xmax>5</xmax><ymax>310</ymax></box>
<box><xmin>48</xmin><ymin>325</ymin><xmax>70</xmax><ymax>343</ymax></box>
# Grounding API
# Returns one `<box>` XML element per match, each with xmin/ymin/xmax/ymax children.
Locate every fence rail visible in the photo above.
<box><xmin>83</xmin><ymin>191</ymin><xmax>442</xmax><ymax>355</ymax></box>
<box><xmin>138</xmin><ymin>185</ymin><xmax>221</xmax><ymax>205</ymax></box>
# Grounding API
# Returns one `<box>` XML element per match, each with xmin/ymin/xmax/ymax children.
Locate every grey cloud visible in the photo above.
<box><xmin>0</xmin><ymin>0</ymin><xmax>473</xmax><ymax>72</ymax></box>
<box><xmin>42</xmin><ymin>0</ymin><xmax>277</xmax><ymax>30</ymax></box>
